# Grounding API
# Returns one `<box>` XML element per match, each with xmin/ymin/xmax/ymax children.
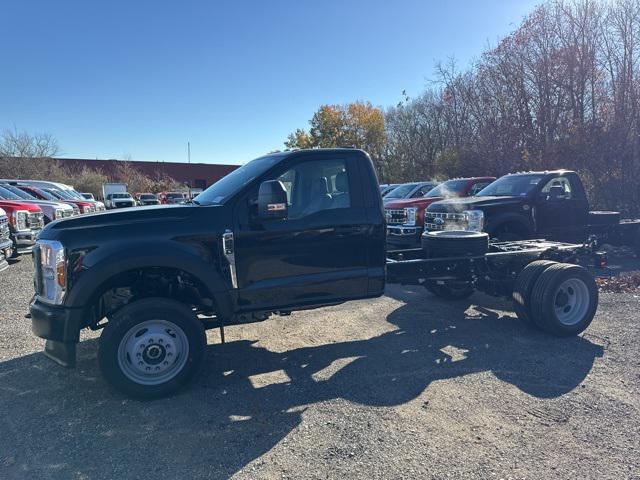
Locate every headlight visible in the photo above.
<box><xmin>12</xmin><ymin>210</ymin><xmax>29</xmax><ymax>231</ymax></box>
<box><xmin>82</xmin><ymin>205</ymin><xmax>93</xmax><ymax>213</ymax></box>
<box><xmin>464</xmin><ymin>210</ymin><xmax>484</xmax><ymax>232</ymax></box>
<box><xmin>36</xmin><ymin>240</ymin><xmax>66</xmax><ymax>304</ymax></box>
<box><xmin>404</xmin><ymin>207</ymin><xmax>417</xmax><ymax>226</ymax></box>
<box><xmin>54</xmin><ymin>209</ymin><xmax>65</xmax><ymax>220</ymax></box>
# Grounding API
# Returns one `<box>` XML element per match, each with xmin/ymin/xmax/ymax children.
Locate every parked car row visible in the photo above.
<box><xmin>0</xmin><ymin>178</ymin><xmax>106</xmax><ymax>264</ymax></box>
<box><xmin>383</xmin><ymin>170</ymin><xmax>640</xmax><ymax>255</ymax></box>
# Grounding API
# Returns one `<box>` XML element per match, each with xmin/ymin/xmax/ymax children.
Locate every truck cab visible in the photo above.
<box><xmin>426</xmin><ymin>171</ymin><xmax>591</xmax><ymax>242</ymax></box>
<box><xmin>29</xmin><ymin>148</ymin><xmax>385</xmax><ymax>397</ymax></box>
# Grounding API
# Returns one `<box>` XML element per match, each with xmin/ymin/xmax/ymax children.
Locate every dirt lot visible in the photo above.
<box><xmin>1</xmin><ymin>258</ymin><xmax>639</xmax><ymax>480</ymax></box>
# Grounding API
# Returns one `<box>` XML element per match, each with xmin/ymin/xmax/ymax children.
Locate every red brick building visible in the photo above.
<box><xmin>57</xmin><ymin>158</ymin><xmax>239</xmax><ymax>190</ymax></box>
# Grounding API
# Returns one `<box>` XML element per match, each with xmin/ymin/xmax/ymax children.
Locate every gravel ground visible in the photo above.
<box><xmin>0</xmin><ymin>258</ymin><xmax>639</xmax><ymax>480</ymax></box>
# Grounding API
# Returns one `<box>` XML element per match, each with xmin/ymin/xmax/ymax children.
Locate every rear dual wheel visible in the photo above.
<box><xmin>513</xmin><ymin>262</ymin><xmax>598</xmax><ymax>336</ymax></box>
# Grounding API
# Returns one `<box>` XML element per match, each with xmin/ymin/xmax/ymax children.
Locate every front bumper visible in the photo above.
<box><xmin>386</xmin><ymin>225</ymin><xmax>423</xmax><ymax>248</ymax></box>
<box><xmin>0</xmin><ymin>240</ymin><xmax>10</xmax><ymax>271</ymax></box>
<box><xmin>30</xmin><ymin>297</ymin><xmax>85</xmax><ymax>366</ymax></box>
<box><xmin>12</xmin><ymin>230</ymin><xmax>39</xmax><ymax>254</ymax></box>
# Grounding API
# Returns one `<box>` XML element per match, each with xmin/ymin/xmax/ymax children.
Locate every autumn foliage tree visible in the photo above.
<box><xmin>285</xmin><ymin>102</ymin><xmax>388</xmax><ymax>179</ymax></box>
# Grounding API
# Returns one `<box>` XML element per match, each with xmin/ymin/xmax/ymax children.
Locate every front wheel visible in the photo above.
<box><xmin>98</xmin><ymin>298</ymin><xmax>206</xmax><ymax>399</ymax></box>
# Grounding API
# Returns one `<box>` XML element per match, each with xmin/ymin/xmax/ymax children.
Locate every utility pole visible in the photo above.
<box><xmin>188</xmin><ymin>142</ymin><xmax>191</xmax><ymax>164</ymax></box>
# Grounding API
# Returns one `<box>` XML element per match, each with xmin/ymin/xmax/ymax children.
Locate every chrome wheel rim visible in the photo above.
<box><xmin>554</xmin><ymin>278</ymin><xmax>589</xmax><ymax>326</ymax></box>
<box><xmin>117</xmin><ymin>320</ymin><xmax>189</xmax><ymax>385</ymax></box>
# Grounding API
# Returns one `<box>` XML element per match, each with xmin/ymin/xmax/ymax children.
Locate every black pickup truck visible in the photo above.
<box><xmin>30</xmin><ymin>149</ymin><xmax>605</xmax><ymax>398</ymax></box>
<box><xmin>425</xmin><ymin>170</ymin><xmax>640</xmax><ymax>250</ymax></box>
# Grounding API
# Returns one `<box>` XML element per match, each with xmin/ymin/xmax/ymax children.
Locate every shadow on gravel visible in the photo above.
<box><xmin>0</xmin><ymin>286</ymin><xmax>604</xmax><ymax>479</ymax></box>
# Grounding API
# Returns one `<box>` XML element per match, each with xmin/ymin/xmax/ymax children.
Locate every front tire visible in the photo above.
<box><xmin>98</xmin><ymin>298</ymin><xmax>206</xmax><ymax>399</ymax></box>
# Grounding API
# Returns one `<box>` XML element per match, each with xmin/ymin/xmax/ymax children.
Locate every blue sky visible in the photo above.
<box><xmin>1</xmin><ymin>0</ymin><xmax>539</xmax><ymax>165</ymax></box>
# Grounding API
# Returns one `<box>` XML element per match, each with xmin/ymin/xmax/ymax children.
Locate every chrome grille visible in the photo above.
<box><xmin>0</xmin><ymin>216</ymin><xmax>9</xmax><ymax>241</ymax></box>
<box><xmin>27</xmin><ymin>212</ymin><xmax>44</xmax><ymax>230</ymax></box>
<box><xmin>424</xmin><ymin>212</ymin><xmax>467</xmax><ymax>231</ymax></box>
<box><xmin>62</xmin><ymin>209</ymin><xmax>74</xmax><ymax>218</ymax></box>
<box><xmin>385</xmin><ymin>209</ymin><xmax>407</xmax><ymax>225</ymax></box>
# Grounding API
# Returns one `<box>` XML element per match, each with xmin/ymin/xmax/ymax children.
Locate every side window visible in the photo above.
<box><xmin>271</xmin><ymin>158</ymin><xmax>351</xmax><ymax>220</ymax></box>
<box><xmin>276</xmin><ymin>169</ymin><xmax>296</xmax><ymax>206</ymax></box>
<box><xmin>541</xmin><ymin>177</ymin><xmax>572</xmax><ymax>199</ymax></box>
<box><xmin>468</xmin><ymin>182</ymin><xmax>490</xmax><ymax>196</ymax></box>
<box><xmin>413</xmin><ymin>184</ymin><xmax>433</xmax><ymax>197</ymax></box>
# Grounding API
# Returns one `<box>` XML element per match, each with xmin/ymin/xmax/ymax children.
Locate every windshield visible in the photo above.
<box><xmin>195</xmin><ymin>154</ymin><xmax>282</xmax><ymax>205</ymax></box>
<box><xmin>67</xmin><ymin>190</ymin><xmax>85</xmax><ymax>200</ymax></box>
<box><xmin>140</xmin><ymin>194</ymin><xmax>156</xmax><ymax>200</ymax></box>
<box><xmin>0</xmin><ymin>185</ymin><xmax>24</xmax><ymax>200</ymax></box>
<box><xmin>1</xmin><ymin>185</ymin><xmax>36</xmax><ymax>200</ymax></box>
<box><xmin>425</xmin><ymin>180</ymin><xmax>469</xmax><ymax>198</ymax></box>
<box><xmin>477</xmin><ymin>174</ymin><xmax>544</xmax><ymax>197</ymax></box>
<box><xmin>166</xmin><ymin>193</ymin><xmax>184</xmax><ymax>199</ymax></box>
<box><xmin>25</xmin><ymin>187</ymin><xmax>56</xmax><ymax>201</ymax></box>
<box><xmin>113</xmin><ymin>193</ymin><xmax>131</xmax><ymax>199</ymax></box>
<box><xmin>385</xmin><ymin>183</ymin><xmax>418</xmax><ymax>199</ymax></box>
<box><xmin>46</xmin><ymin>189</ymin><xmax>71</xmax><ymax>200</ymax></box>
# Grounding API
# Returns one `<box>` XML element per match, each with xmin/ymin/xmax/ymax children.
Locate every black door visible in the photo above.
<box><xmin>535</xmin><ymin>175</ymin><xmax>588</xmax><ymax>242</ymax></box>
<box><xmin>233</xmin><ymin>155</ymin><xmax>370</xmax><ymax>311</ymax></box>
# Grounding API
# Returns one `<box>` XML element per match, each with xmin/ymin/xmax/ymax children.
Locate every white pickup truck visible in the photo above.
<box><xmin>102</xmin><ymin>183</ymin><xmax>136</xmax><ymax>209</ymax></box>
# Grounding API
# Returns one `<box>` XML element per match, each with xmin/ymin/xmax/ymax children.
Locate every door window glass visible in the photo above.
<box><xmin>272</xmin><ymin>159</ymin><xmax>350</xmax><ymax>220</ymax></box>
<box><xmin>541</xmin><ymin>177</ymin><xmax>572</xmax><ymax>199</ymax></box>
<box><xmin>468</xmin><ymin>182</ymin><xmax>491</xmax><ymax>196</ymax></box>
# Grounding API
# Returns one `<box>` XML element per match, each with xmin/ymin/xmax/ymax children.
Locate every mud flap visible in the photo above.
<box><xmin>44</xmin><ymin>340</ymin><xmax>76</xmax><ymax>368</ymax></box>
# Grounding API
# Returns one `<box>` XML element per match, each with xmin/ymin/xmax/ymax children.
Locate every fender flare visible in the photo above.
<box><xmin>65</xmin><ymin>240</ymin><xmax>235</xmax><ymax>321</ymax></box>
<box><xmin>485</xmin><ymin>213</ymin><xmax>534</xmax><ymax>238</ymax></box>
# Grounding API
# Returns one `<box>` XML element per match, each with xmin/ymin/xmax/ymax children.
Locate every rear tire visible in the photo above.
<box><xmin>530</xmin><ymin>263</ymin><xmax>598</xmax><ymax>337</ymax></box>
<box><xmin>512</xmin><ymin>260</ymin><xmax>557</xmax><ymax>327</ymax></box>
<box><xmin>98</xmin><ymin>298</ymin><xmax>206</xmax><ymax>399</ymax></box>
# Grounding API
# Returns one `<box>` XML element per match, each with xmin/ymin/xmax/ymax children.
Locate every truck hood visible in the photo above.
<box><xmin>44</xmin><ymin>204</ymin><xmax>200</xmax><ymax>233</ymax></box>
<box><xmin>0</xmin><ymin>200</ymin><xmax>42</xmax><ymax>212</ymax></box>
<box><xmin>428</xmin><ymin>196</ymin><xmax>524</xmax><ymax>213</ymax></box>
<box><xmin>385</xmin><ymin>196</ymin><xmax>443</xmax><ymax>209</ymax></box>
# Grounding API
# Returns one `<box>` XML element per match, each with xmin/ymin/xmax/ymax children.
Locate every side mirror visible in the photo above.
<box><xmin>258</xmin><ymin>180</ymin><xmax>288</xmax><ymax>220</ymax></box>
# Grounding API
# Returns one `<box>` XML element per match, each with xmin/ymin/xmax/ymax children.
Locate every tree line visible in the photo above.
<box><xmin>287</xmin><ymin>0</ymin><xmax>640</xmax><ymax>215</ymax></box>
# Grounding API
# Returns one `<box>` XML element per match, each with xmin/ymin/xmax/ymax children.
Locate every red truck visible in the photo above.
<box><xmin>385</xmin><ymin>177</ymin><xmax>495</xmax><ymax>248</ymax></box>
<box><xmin>0</xmin><ymin>199</ymin><xmax>44</xmax><ymax>257</ymax></box>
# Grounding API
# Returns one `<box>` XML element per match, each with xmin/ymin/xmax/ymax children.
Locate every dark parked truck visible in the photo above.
<box><xmin>385</xmin><ymin>177</ymin><xmax>495</xmax><ymax>248</ymax></box>
<box><xmin>425</xmin><ymin>170</ymin><xmax>640</xmax><ymax>251</ymax></box>
<box><xmin>30</xmin><ymin>150</ymin><xmax>605</xmax><ymax>398</ymax></box>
